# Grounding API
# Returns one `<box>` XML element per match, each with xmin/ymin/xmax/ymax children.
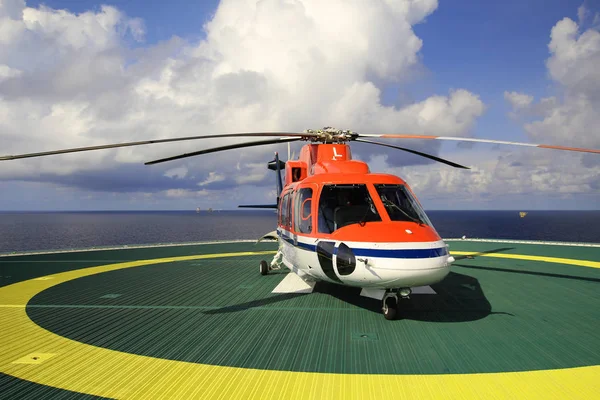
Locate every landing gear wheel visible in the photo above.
<box><xmin>383</xmin><ymin>296</ymin><xmax>398</xmax><ymax>320</ymax></box>
<box><xmin>260</xmin><ymin>260</ymin><xmax>269</xmax><ymax>276</ymax></box>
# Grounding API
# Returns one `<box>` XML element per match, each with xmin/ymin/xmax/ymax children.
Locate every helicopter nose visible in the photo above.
<box><xmin>336</xmin><ymin>242</ymin><xmax>356</xmax><ymax>276</ymax></box>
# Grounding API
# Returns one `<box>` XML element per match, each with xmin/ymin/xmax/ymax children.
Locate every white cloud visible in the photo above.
<box><xmin>163</xmin><ymin>188</ymin><xmax>216</xmax><ymax>198</ymax></box>
<box><xmin>578</xmin><ymin>4</ymin><xmax>588</xmax><ymax>24</ymax></box>
<box><xmin>164</xmin><ymin>166</ymin><xmax>188</xmax><ymax>179</ymax></box>
<box><xmin>0</xmin><ymin>0</ymin><xmax>486</xmax><ymax>205</ymax></box>
<box><xmin>430</xmin><ymin>12</ymin><xmax>600</xmax><ymax>205</ymax></box>
<box><xmin>522</xmin><ymin>17</ymin><xmax>600</xmax><ymax>149</ymax></box>
<box><xmin>331</xmin><ymin>86</ymin><xmax>484</xmax><ymax>135</ymax></box>
<box><xmin>369</xmin><ymin>146</ymin><xmax>599</xmax><ymax>208</ymax></box>
<box><xmin>0</xmin><ymin>64</ymin><xmax>21</xmax><ymax>80</ymax></box>
<box><xmin>234</xmin><ymin>162</ymin><xmax>269</xmax><ymax>184</ymax></box>
<box><xmin>504</xmin><ymin>91</ymin><xmax>533</xmax><ymax>110</ymax></box>
<box><xmin>475</xmin><ymin>13</ymin><xmax>600</xmax><ymax>204</ymax></box>
<box><xmin>577</xmin><ymin>3</ymin><xmax>600</xmax><ymax>27</ymax></box>
<box><xmin>197</xmin><ymin>171</ymin><xmax>225</xmax><ymax>186</ymax></box>
<box><xmin>546</xmin><ymin>17</ymin><xmax>600</xmax><ymax>99</ymax></box>
<box><xmin>503</xmin><ymin>15</ymin><xmax>600</xmax><ymax>152</ymax></box>
<box><xmin>164</xmin><ymin>189</ymin><xmax>190</xmax><ymax>198</ymax></box>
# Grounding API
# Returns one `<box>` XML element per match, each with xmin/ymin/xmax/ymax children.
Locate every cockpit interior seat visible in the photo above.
<box><xmin>334</xmin><ymin>205</ymin><xmax>370</xmax><ymax>230</ymax></box>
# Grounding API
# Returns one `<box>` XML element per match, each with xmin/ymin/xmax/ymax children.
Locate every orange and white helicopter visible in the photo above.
<box><xmin>2</xmin><ymin>127</ymin><xmax>599</xmax><ymax>319</ymax></box>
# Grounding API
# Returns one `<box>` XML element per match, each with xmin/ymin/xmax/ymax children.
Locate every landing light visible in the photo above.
<box><xmin>399</xmin><ymin>288</ymin><xmax>412</xmax><ymax>297</ymax></box>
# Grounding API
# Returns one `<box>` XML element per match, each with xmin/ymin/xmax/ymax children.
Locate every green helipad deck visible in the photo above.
<box><xmin>1</xmin><ymin>239</ymin><xmax>599</xmax><ymax>399</ymax></box>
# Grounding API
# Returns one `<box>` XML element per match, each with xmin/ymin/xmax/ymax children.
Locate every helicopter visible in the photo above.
<box><xmin>1</xmin><ymin>127</ymin><xmax>599</xmax><ymax>319</ymax></box>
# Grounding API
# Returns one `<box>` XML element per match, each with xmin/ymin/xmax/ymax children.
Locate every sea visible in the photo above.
<box><xmin>0</xmin><ymin>210</ymin><xmax>599</xmax><ymax>253</ymax></box>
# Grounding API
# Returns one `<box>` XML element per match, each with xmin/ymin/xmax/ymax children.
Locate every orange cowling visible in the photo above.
<box><xmin>312</xmin><ymin>160</ymin><xmax>370</xmax><ymax>175</ymax></box>
<box><xmin>299</xmin><ymin>143</ymin><xmax>374</xmax><ymax>177</ymax></box>
<box><xmin>303</xmin><ymin>143</ymin><xmax>352</xmax><ymax>164</ymax></box>
<box><xmin>325</xmin><ymin>221</ymin><xmax>441</xmax><ymax>243</ymax></box>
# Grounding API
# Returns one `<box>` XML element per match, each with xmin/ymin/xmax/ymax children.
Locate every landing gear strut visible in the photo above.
<box><xmin>382</xmin><ymin>288</ymin><xmax>411</xmax><ymax>320</ymax></box>
<box><xmin>259</xmin><ymin>247</ymin><xmax>284</xmax><ymax>276</ymax></box>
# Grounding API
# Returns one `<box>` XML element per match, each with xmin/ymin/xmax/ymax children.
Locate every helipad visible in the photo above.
<box><xmin>1</xmin><ymin>240</ymin><xmax>599</xmax><ymax>399</ymax></box>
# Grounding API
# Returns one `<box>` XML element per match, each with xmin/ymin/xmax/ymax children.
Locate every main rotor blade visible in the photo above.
<box><xmin>145</xmin><ymin>137</ymin><xmax>301</xmax><ymax>165</ymax></box>
<box><xmin>0</xmin><ymin>132</ymin><xmax>311</xmax><ymax>161</ymax></box>
<box><xmin>357</xmin><ymin>134</ymin><xmax>600</xmax><ymax>155</ymax></box>
<box><xmin>355</xmin><ymin>138</ymin><xmax>470</xmax><ymax>169</ymax></box>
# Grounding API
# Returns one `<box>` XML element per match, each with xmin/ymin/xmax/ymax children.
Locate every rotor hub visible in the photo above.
<box><xmin>303</xmin><ymin>127</ymin><xmax>358</xmax><ymax>143</ymax></box>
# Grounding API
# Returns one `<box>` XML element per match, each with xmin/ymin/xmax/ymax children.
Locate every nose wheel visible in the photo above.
<box><xmin>382</xmin><ymin>288</ymin><xmax>410</xmax><ymax>320</ymax></box>
<box><xmin>382</xmin><ymin>293</ymin><xmax>398</xmax><ymax>320</ymax></box>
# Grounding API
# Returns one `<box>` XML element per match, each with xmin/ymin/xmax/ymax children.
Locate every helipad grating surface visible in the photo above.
<box><xmin>0</xmin><ymin>240</ymin><xmax>598</xmax><ymax>398</ymax></box>
<box><xmin>100</xmin><ymin>294</ymin><xmax>122</xmax><ymax>299</ymax></box>
<box><xmin>351</xmin><ymin>332</ymin><xmax>379</xmax><ymax>341</ymax></box>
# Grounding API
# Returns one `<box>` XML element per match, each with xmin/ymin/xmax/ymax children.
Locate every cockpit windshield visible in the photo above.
<box><xmin>318</xmin><ymin>184</ymin><xmax>381</xmax><ymax>233</ymax></box>
<box><xmin>374</xmin><ymin>184</ymin><xmax>433</xmax><ymax>226</ymax></box>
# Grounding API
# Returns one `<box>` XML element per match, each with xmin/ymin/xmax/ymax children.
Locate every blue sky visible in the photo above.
<box><xmin>1</xmin><ymin>0</ymin><xmax>599</xmax><ymax>210</ymax></box>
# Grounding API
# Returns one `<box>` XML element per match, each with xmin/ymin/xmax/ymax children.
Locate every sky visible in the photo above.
<box><xmin>0</xmin><ymin>0</ymin><xmax>599</xmax><ymax>211</ymax></box>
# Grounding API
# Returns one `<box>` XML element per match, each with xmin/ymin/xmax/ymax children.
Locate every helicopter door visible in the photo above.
<box><xmin>278</xmin><ymin>190</ymin><xmax>297</xmax><ymax>264</ymax></box>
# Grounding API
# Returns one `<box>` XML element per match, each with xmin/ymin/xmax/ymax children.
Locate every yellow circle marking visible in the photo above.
<box><xmin>1</xmin><ymin>250</ymin><xmax>599</xmax><ymax>399</ymax></box>
<box><xmin>451</xmin><ymin>251</ymin><xmax>600</xmax><ymax>269</ymax></box>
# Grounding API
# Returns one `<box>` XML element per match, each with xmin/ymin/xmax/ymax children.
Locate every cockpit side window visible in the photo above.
<box><xmin>280</xmin><ymin>192</ymin><xmax>292</xmax><ymax>229</ymax></box>
<box><xmin>286</xmin><ymin>192</ymin><xmax>293</xmax><ymax>229</ymax></box>
<box><xmin>294</xmin><ymin>188</ymin><xmax>313</xmax><ymax>234</ymax></box>
<box><xmin>317</xmin><ymin>184</ymin><xmax>381</xmax><ymax>233</ymax></box>
<box><xmin>374</xmin><ymin>184</ymin><xmax>433</xmax><ymax>226</ymax></box>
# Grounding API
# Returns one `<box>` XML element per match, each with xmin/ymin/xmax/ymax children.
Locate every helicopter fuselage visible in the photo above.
<box><xmin>277</xmin><ymin>225</ymin><xmax>451</xmax><ymax>289</ymax></box>
<box><xmin>273</xmin><ymin>143</ymin><xmax>454</xmax><ymax>291</ymax></box>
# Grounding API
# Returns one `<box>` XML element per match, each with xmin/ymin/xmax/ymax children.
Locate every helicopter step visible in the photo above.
<box><xmin>272</xmin><ymin>272</ymin><xmax>316</xmax><ymax>294</ymax></box>
<box><xmin>360</xmin><ymin>285</ymin><xmax>436</xmax><ymax>300</ymax></box>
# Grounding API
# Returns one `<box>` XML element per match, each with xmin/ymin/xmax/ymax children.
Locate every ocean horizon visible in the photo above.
<box><xmin>1</xmin><ymin>210</ymin><xmax>599</xmax><ymax>253</ymax></box>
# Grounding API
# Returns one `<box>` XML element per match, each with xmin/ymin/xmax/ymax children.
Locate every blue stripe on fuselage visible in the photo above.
<box><xmin>352</xmin><ymin>247</ymin><xmax>448</xmax><ymax>258</ymax></box>
<box><xmin>277</xmin><ymin>230</ymin><xmax>448</xmax><ymax>259</ymax></box>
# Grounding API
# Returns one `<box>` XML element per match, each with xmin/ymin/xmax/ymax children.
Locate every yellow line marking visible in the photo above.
<box><xmin>451</xmin><ymin>251</ymin><xmax>600</xmax><ymax>269</ymax></box>
<box><xmin>1</xmin><ymin>250</ymin><xmax>599</xmax><ymax>399</ymax></box>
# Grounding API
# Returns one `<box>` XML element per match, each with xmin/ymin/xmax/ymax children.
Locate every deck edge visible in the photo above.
<box><xmin>2</xmin><ymin>237</ymin><xmax>599</xmax><ymax>258</ymax></box>
<box><xmin>0</xmin><ymin>239</ymin><xmax>275</xmax><ymax>258</ymax></box>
